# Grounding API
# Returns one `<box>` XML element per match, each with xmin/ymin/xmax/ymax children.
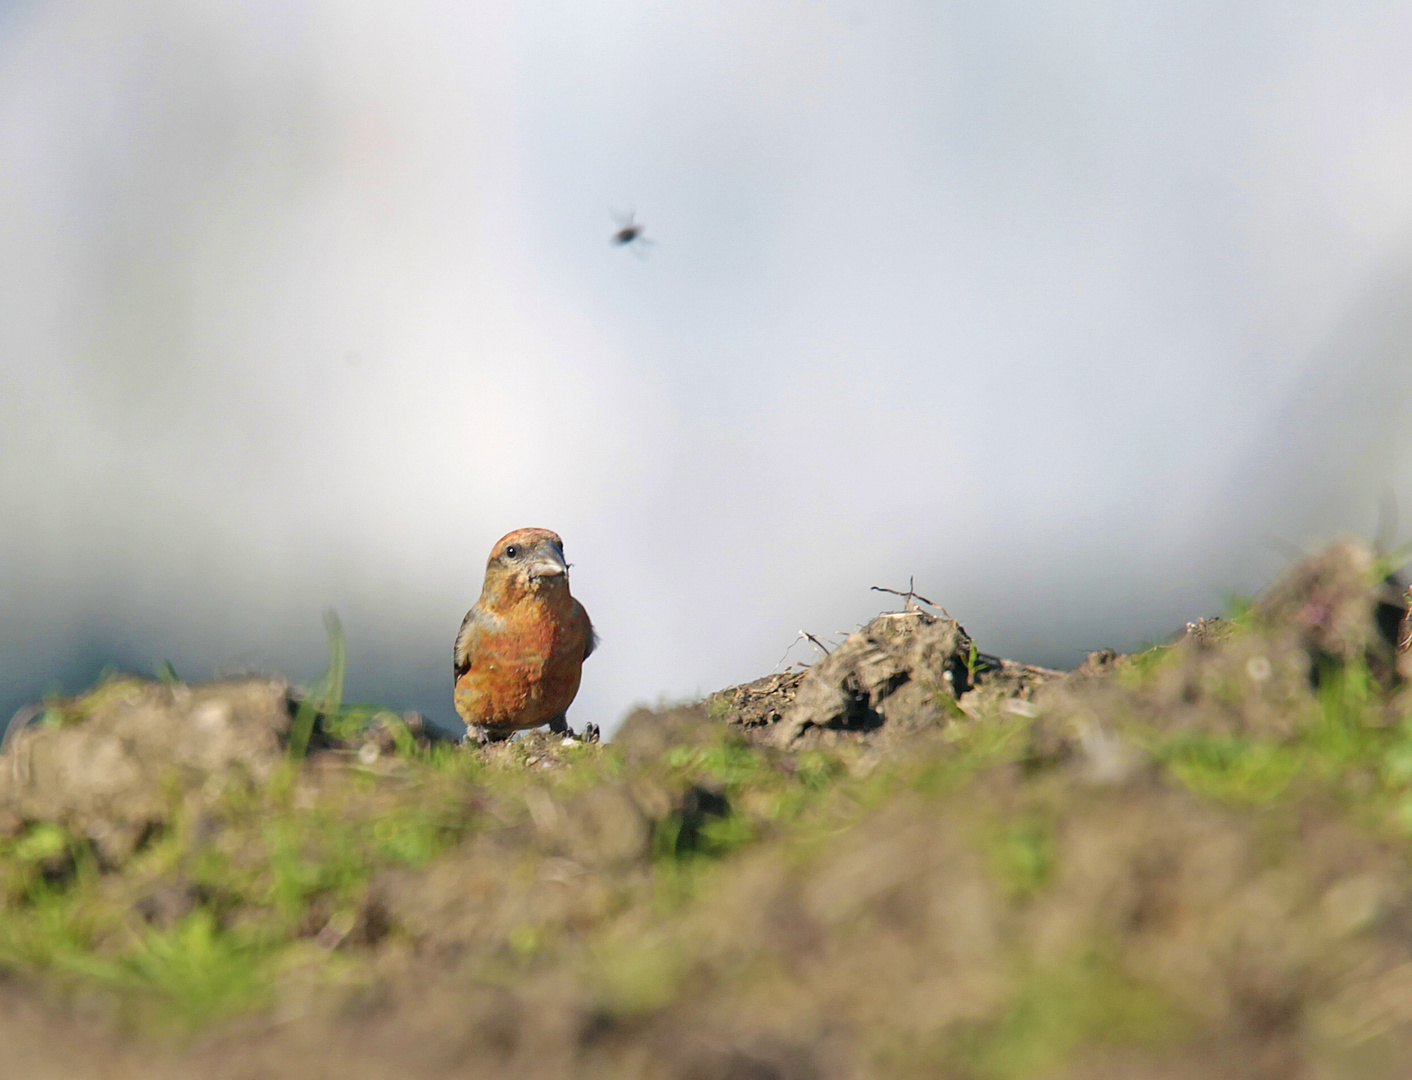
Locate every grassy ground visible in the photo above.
<box><xmin>3</xmin><ymin>542</ymin><xmax>1412</xmax><ymax>1077</ymax></box>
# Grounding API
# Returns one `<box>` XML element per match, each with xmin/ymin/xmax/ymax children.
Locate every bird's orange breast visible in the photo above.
<box><xmin>454</xmin><ymin>597</ymin><xmax>590</xmax><ymax>731</ymax></box>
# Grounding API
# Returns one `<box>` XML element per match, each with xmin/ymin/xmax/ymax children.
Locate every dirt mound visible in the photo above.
<box><xmin>0</xmin><ymin>676</ymin><xmax>291</xmax><ymax>865</ymax></box>
<box><xmin>0</xmin><ymin>675</ymin><xmax>444</xmax><ymax>868</ymax></box>
<box><xmin>708</xmin><ymin>608</ymin><xmax>1057</xmax><ymax>749</ymax></box>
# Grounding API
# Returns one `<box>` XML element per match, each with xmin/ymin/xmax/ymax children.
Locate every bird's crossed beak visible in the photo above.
<box><xmin>528</xmin><ymin>546</ymin><xmax>568</xmax><ymax>580</ymax></box>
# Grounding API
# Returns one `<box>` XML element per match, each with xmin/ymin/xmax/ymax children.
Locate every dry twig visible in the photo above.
<box><xmin>871</xmin><ymin>577</ymin><xmax>952</xmax><ymax>619</ymax></box>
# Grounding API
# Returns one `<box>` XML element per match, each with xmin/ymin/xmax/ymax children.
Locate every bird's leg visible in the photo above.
<box><xmin>582</xmin><ymin>722</ymin><xmax>601</xmax><ymax>744</ymax></box>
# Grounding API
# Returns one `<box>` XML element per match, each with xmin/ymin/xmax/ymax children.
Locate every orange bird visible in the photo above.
<box><xmin>454</xmin><ymin>528</ymin><xmax>597</xmax><ymax>742</ymax></box>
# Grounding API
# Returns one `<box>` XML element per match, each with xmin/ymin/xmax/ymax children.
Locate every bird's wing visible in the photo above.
<box><xmin>576</xmin><ymin>601</ymin><xmax>598</xmax><ymax>661</ymax></box>
<box><xmin>454</xmin><ymin>605</ymin><xmax>483</xmax><ymax>683</ymax></box>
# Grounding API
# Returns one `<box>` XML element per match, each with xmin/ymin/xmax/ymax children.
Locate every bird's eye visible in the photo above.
<box><xmin>505</xmin><ymin>545</ymin><xmax>518</xmax><ymax>559</ymax></box>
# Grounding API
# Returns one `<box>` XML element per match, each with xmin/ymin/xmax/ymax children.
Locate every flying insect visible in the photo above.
<box><xmin>610</xmin><ymin>209</ymin><xmax>653</xmax><ymax>255</ymax></box>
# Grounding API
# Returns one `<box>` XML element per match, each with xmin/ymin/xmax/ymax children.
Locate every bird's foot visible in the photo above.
<box><xmin>548</xmin><ymin>715</ymin><xmax>600</xmax><ymax>744</ymax></box>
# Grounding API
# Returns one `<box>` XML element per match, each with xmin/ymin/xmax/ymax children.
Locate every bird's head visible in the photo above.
<box><xmin>481</xmin><ymin>527</ymin><xmax>572</xmax><ymax>605</ymax></box>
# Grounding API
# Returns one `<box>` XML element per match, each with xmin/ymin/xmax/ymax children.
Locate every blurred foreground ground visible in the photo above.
<box><xmin>3</xmin><ymin>540</ymin><xmax>1412</xmax><ymax>1078</ymax></box>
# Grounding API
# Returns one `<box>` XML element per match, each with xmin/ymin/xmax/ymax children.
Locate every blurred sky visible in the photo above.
<box><xmin>3</xmin><ymin>0</ymin><xmax>1412</xmax><ymax>736</ymax></box>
